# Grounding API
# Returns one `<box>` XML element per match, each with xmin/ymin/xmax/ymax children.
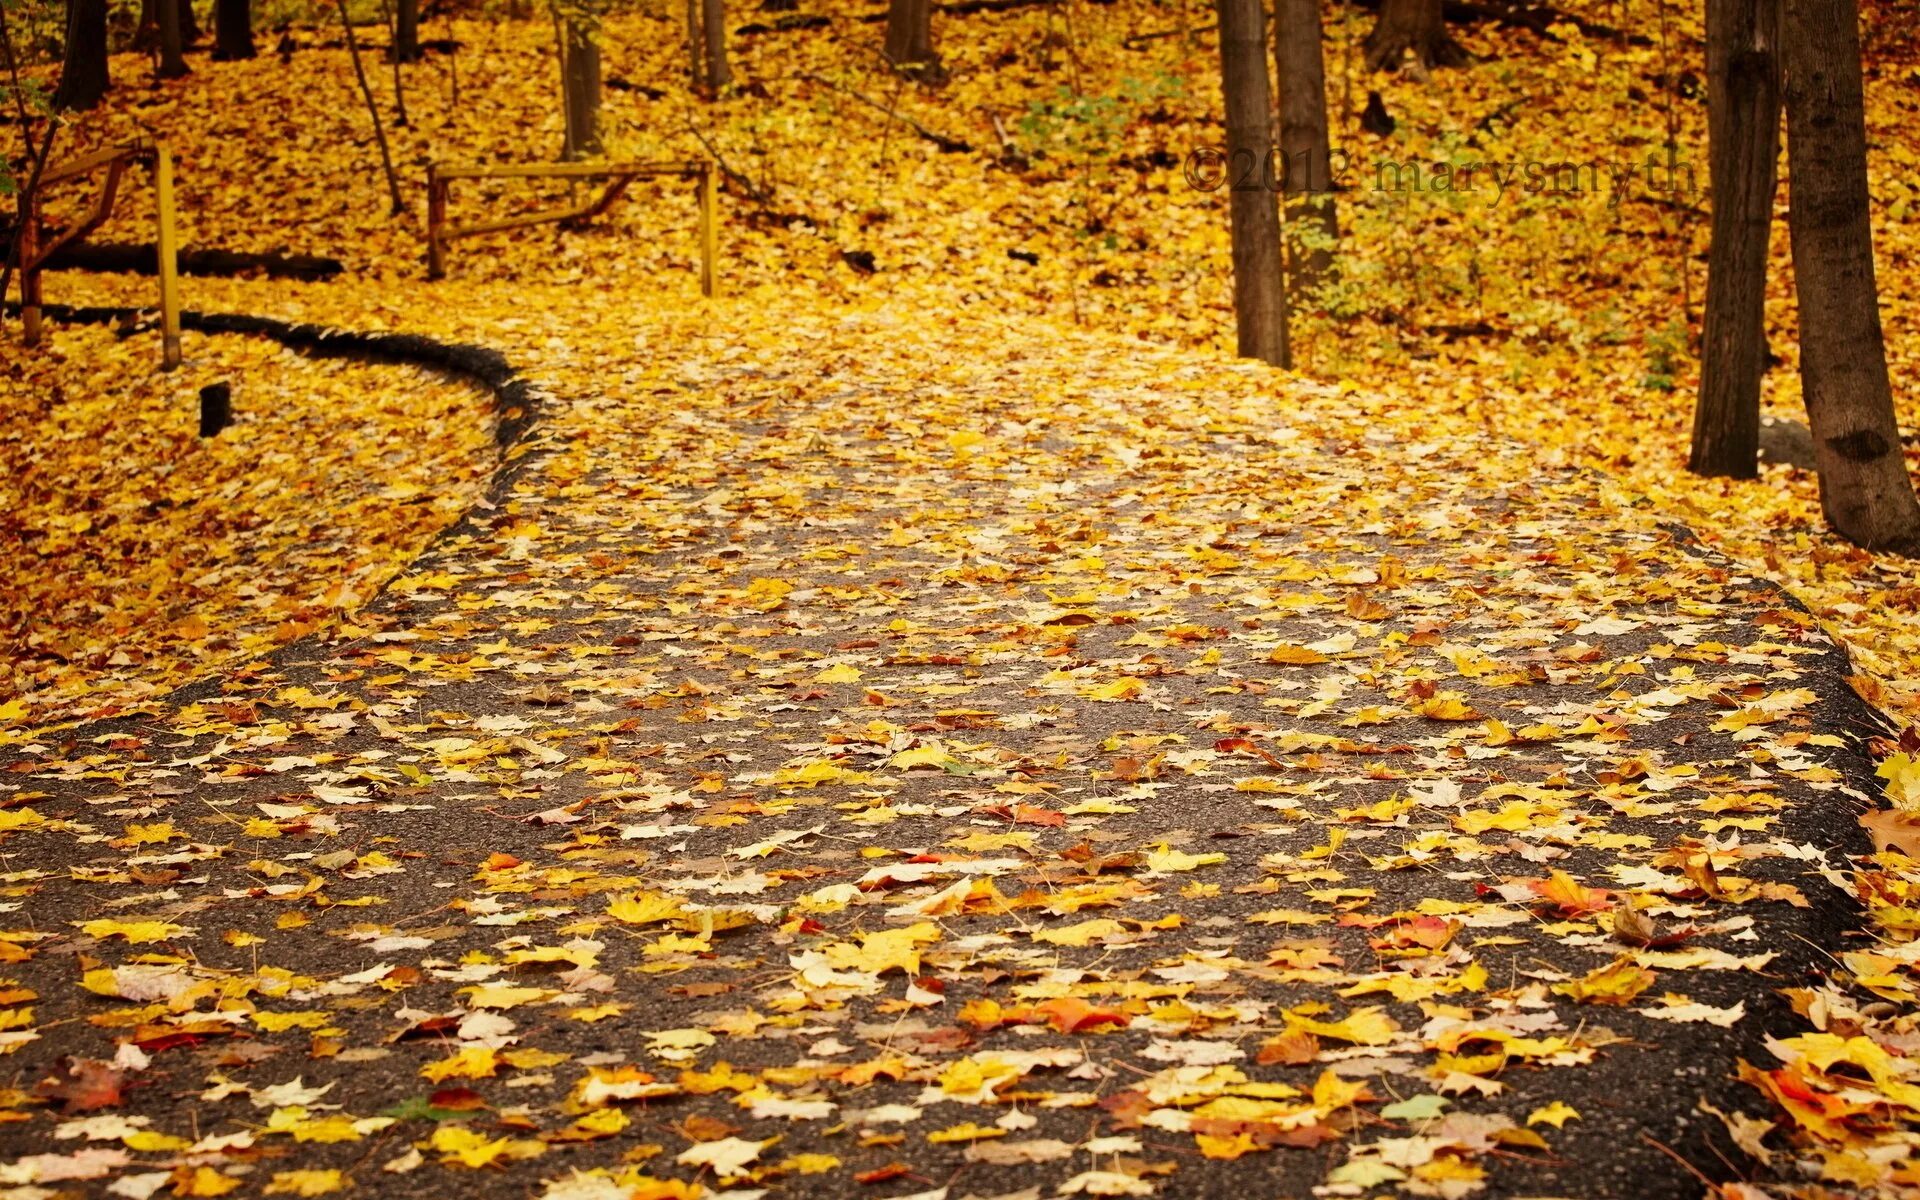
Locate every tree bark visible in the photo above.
<box><xmin>1365</xmin><ymin>0</ymin><xmax>1466</xmax><ymax>72</ymax></box>
<box><xmin>562</xmin><ymin>19</ymin><xmax>602</xmax><ymax>159</ymax></box>
<box><xmin>1781</xmin><ymin>0</ymin><xmax>1920</xmax><ymax>551</ymax></box>
<box><xmin>53</xmin><ymin>0</ymin><xmax>111</xmax><ymax>110</ymax></box>
<box><xmin>1275</xmin><ymin>0</ymin><xmax>1338</xmax><ymax>296</ymax></box>
<box><xmin>1216</xmin><ymin>0</ymin><xmax>1290</xmax><ymax>366</ymax></box>
<box><xmin>1690</xmin><ymin>0</ymin><xmax>1781</xmax><ymax>478</ymax></box>
<box><xmin>686</xmin><ymin>0</ymin><xmax>704</xmax><ymax>89</ymax></box>
<box><xmin>701</xmin><ymin>0</ymin><xmax>730</xmax><ymax>92</ymax></box>
<box><xmin>884</xmin><ymin>0</ymin><xmax>943</xmax><ymax>80</ymax></box>
<box><xmin>212</xmin><ymin>0</ymin><xmax>254</xmax><ymax>60</ymax></box>
<box><xmin>156</xmin><ymin>0</ymin><xmax>191</xmax><ymax>78</ymax></box>
<box><xmin>393</xmin><ymin>0</ymin><xmax>421</xmax><ymax>61</ymax></box>
<box><xmin>178</xmin><ymin>0</ymin><xmax>201</xmax><ymax>44</ymax></box>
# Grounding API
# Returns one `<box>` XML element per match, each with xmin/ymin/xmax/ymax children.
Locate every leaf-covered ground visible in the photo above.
<box><xmin>7</xmin><ymin>2</ymin><xmax>1920</xmax><ymax>1196</ymax></box>
<box><xmin>0</xmin><ymin>326</ymin><xmax>496</xmax><ymax>729</ymax></box>
<box><xmin>0</xmin><ymin>300</ymin><xmax>1884</xmax><ymax>1199</ymax></box>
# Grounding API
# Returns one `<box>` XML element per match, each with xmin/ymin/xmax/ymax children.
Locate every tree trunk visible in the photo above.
<box><xmin>212</xmin><ymin>0</ymin><xmax>254</xmax><ymax>60</ymax></box>
<box><xmin>1781</xmin><ymin>0</ymin><xmax>1920</xmax><ymax>551</ymax></box>
<box><xmin>701</xmin><ymin>0</ymin><xmax>729</xmax><ymax>92</ymax></box>
<box><xmin>177</xmin><ymin>0</ymin><xmax>200</xmax><ymax>44</ymax></box>
<box><xmin>1216</xmin><ymin>0</ymin><xmax>1289</xmax><ymax>366</ymax></box>
<box><xmin>156</xmin><ymin>0</ymin><xmax>190</xmax><ymax>78</ymax></box>
<box><xmin>562</xmin><ymin>19</ymin><xmax>602</xmax><ymax>159</ymax></box>
<box><xmin>1690</xmin><ymin>0</ymin><xmax>1781</xmax><ymax>478</ymax></box>
<box><xmin>1365</xmin><ymin>0</ymin><xmax>1465</xmax><ymax>72</ymax></box>
<box><xmin>1275</xmin><ymin>0</ymin><xmax>1338</xmax><ymax>296</ymax></box>
<box><xmin>686</xmin><ymin>0</ymin><xmax>704</xmax><ymax>90</ymax></box>
<box><xmin>884</xmin><ymin>0</ymin><xmax>942</xmax><ymax>81</ymax></box>
<box><xmin>393</xmin><ymin>0</ymin><xmax>420</xmax><ymax>61</ymax></box>
<box><xmin>53</xmin><ymin>0</ymin><xmax>112</xmax><ymax>110</ymax></box>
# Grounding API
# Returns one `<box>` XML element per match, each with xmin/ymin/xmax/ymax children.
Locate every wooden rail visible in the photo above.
<box><xmin>425</xmin><ymin>159</ymin><xmax>718</xmax><ymax>295</ymax></box>
<box><xmin>18</xmin><ymin>137</ymin><xmax>182</xmax><ymax>369</ymax></box>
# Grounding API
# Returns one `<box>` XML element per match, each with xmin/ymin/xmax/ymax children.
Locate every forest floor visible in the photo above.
<box><xmin>5</xmin><ymin>1</ymin><xmax>1920</xmax><ymax>1197</ymax></box>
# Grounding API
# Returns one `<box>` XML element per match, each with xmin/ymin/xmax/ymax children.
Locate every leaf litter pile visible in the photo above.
<box><xmin>7</xmin><ymin>2</ymin><xmax>1920</xmax><ymax>1197</ymax></box>
<box><xmin>0</xmin><ymin>325</ymin><xmax>497</xmax><ymax>729</ymax></box>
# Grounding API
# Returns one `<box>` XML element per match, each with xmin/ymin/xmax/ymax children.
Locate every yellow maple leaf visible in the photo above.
<box><xmin>173</xmin><ymin>1167</ymin><xmax>245</xmax><ymax>1197</ymax></box>
<box><xmin>1551</xmin><ymin>956</ymin><xmax>1655</xmax><ymax>1006</ymax></box>
<box><xmin>1268</xmin><ymin>644</ymin><xmax>1330</xmax><ymax>665</ymax></box>
<box><xmin>1031</xmin><ymin>918</ymin><xmax>1127</xmax><ymax>947</ymax></box>
<box><xmin>1878</xmin><ymin>754</ymin><xmax>1920</xmax><ymax>812</ymax></box>
<box><xmin>264</xmin><ymin>1169</ymin><xmax>348</xmax><ymax>1196</ymax></box>
<box><xmin>606</xmin><ymin>891</ymin><xmax>687</xmax><ymax>925</ymax></box>
<box><xmin>421</xmin><ymin>1045</ymin><xmax>500</xmax><ymax>1082</ymax></box>
<box><xmin>1286</xmin><ymin>1006</ymin><xmax>1400</xmax><ymax>1046</ymax></box>
<box><xmin>1415</xmin><ymin>695</ymin><xmax>1480</xmax><ymax>721</ymax></box>
<box><xmin>77</xmin><ymin>918</ymin><xmax>189</xmax><ymax>944</ymax></box>
<box><xmin>430</xmin><ymin>1124</ymin><xmax>512</xmax><ymax>1168</ymax></box>
<box><xmin>1085</xmin><ymin>676</ymin><xmax>1145</xmax><ymax>701</ymax></box>
<box><xmin>825</xmin><ymin>922</ymin><xmax>943</xmax><ymax>976</ymax></box>
<box><xmin>1146</xmin><ymin>844</ymin><xmax>1226</xmax><ymax>873</ymax></box>
<box><xmin>458</xmin><ymin>985</ymin><xmax>553</xmax><ymax>1009</ymax></box>
<box><xmin>1527</xmin><ymin>1101</ymin><xmax>1581</xmax><ymax>1128</ymax></box>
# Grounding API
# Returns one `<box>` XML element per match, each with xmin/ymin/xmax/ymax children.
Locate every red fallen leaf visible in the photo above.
<box><xmin>1213</xmin><ymin>736</ymin><xmax>1284</xmax><ymax>768</ymax></box>
<box><xmin>1099</xmin><ymin>1089</ymin><xmax>1153</xmax><ymax>1128</ymax></box>
<box><xmin>1525</xmin><ymin>870</ymin><xmax>1616</xmax><ymax>918</ymax></box>
<box><xmin>855</xmin><ymin>1164</ymin><xmax>911</xmax><ymax>1185</ymax></box>
<box><xmin>974</xmin><ymin>804</ymin><xmax>1067</xmax><ymax>827</ymax></box>
<box><xmin>482</xmin><ymin>852</ymin><xmax>522</xmax><ymax>871</ymax></box>
<box><xmin>670</xmin><ymin>981</ymin><xmax>735</xmax><ymax>999</ymax></box>
<box><xmin>1368</xmin><ymin>915</ymin><xmax>1460</xmax><ymax>951</ymax></box>
<box><xmin>1255</xmin><ymin>1027</ymin><xmax>1321</xmax><ymax>1065</ymax></box>
<box><xmin>35</xmin><ymin>1057</ymin><xmax>129</xmax><ymax>1112</ymax></box>
<box><xmin>394</xmin><ymin>1015</ymin><xmax>462</xmax><ymax>1042</ymax></box>
<box><xmin>1031</xmin><ymin>996</ymin><xmax>1131</xmax><ymax>1034</ymax></box>
<box><xmin>1191</xmin><ymin>1117</ymin><xmax>1343</xmax><ymax>1148</ymax></box>
<box><xmin>131</xmin><ymin>1030</ymin><xmax>221</xmax><ymax>1054</ymax></box>
<box><xmin>428</xmin><ymin>1087</ymin><xmax>489</xmax><ymax>1111</ymax></box>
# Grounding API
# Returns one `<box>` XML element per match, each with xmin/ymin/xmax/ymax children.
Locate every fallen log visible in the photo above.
<box><xmin>3</xmin><ymin>239</ymin><xmax>343</xmax><ymax>280</ymax></box>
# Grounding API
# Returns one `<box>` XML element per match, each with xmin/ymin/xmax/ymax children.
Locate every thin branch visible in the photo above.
<box><xmin>794</xmin><ymin>72</ymin><xmax>972</xmax><ymax>153</ymax></box>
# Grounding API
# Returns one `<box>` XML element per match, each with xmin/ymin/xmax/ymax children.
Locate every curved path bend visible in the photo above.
<box><xmin>0</xmin><ymin>300</ymin><xmax>1877</xmax><ymax>1199</ymax></box>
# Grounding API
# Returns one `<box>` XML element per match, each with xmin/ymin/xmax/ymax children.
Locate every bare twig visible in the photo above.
<box><xmin>795</xmin><ymin>72</ymin><xmax>971</xmax><ymax>153</ymax></box>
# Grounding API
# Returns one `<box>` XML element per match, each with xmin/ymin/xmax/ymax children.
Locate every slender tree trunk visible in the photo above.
<box><xmin>1781</xmin><ymin>0</ymin><xmax>1920</xmax><ymax>551</ymax></box>
<box><xmin>54</xmin><ymin>0</ymin><xmax>112</xmax><ymax>109</ymax></box>
<box><xmin>156</xmin><ymin>0</ymin><xmax>190</xmax><ymax>78</ymax></box>
<box><xmin>212</xmin><ymin>0</ymin><xmax>254</xmax><ymax>59</ymax></box>
<box><xmin>884</xmin><ymin>0</ymin><xmax>942</xmax><ymax>80</ymax></box>
<box><xmin>381</xmin><ymin>0</ymin><xmax>410</xmax><ymax>125</ymax></box>
<box><xmin>1691</xmin><ymin>0</ymin><xmax>1782</xmax><ymax>478</ymax></box>
<box><xmin>337</xmin><ymin>0</ymin><xmax>405</xmax><ymax>216</ymax></box>
<box><xmin>1275</xmin><ymin>0</ymin><xmax>1338</xmax><ymax>297</ymax></box>
<box><xmin>685</xmin><ymin>0</ymin><xmax>705</xmax><ymax>90</ymax></box>
<box><xmin>562</xmin><ymin>19</ymin><xmax>602</xmax><ymax>159</ymax></box>
<box><xmin>1216</xmin><ymin>0</ymin><xmax>1289</xmax><ymax>366</ymax></box>
<box><xmin>701</xmin><ymin>0</ymin><xmax>729</xmax><ymax>92</ymax></box>
<box><xmin>393</xmin><ymin>0</ymin><xmax>421</xmax><ymax>61</ymax></box>
<box><xmin>1365</xmin><ymin>0</ymin><xmax>1465</xmax><ymax>72</ymax></box>
<box><xmin>177</xmin><ymin>0</ymin><xmax>200</xmax><ymax>44</ymax></box>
